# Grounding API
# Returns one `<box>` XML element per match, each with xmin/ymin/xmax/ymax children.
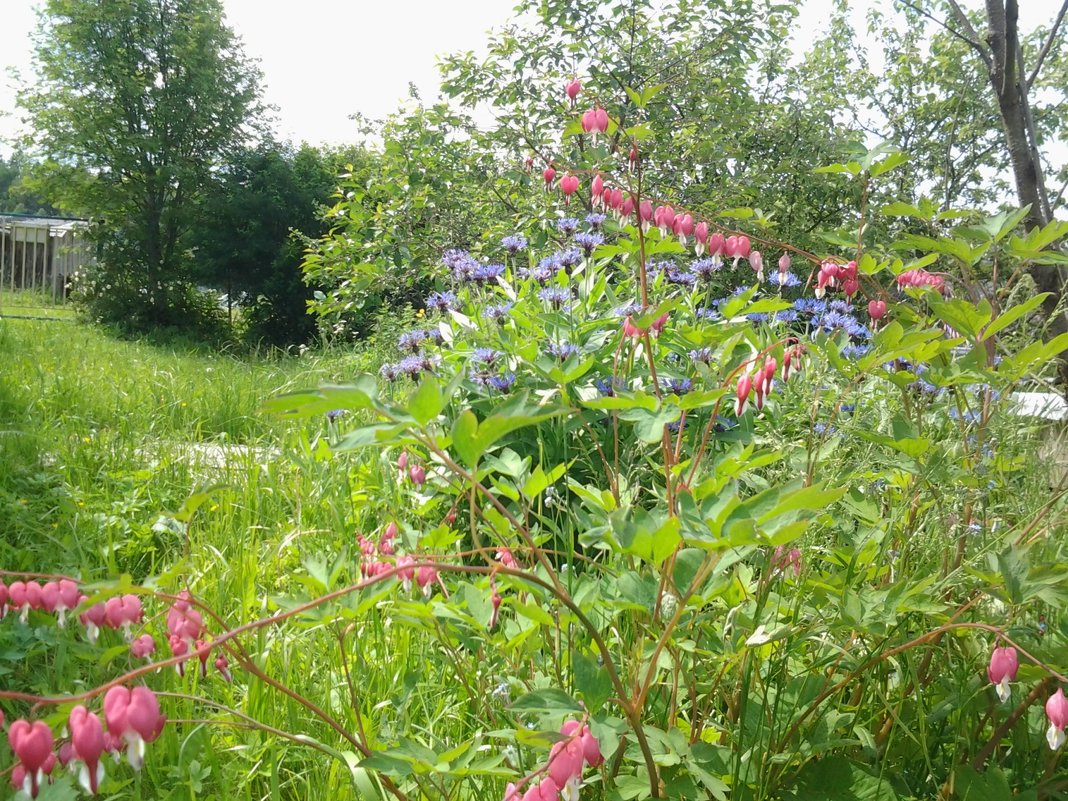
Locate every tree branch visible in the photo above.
<box><xmin>933</xmin><ymin>0</ymin><xmax>993</xmax><ymax>68</ymax></box>
<box><xmin>1027</xmin><ymin>0</ymin><xmax>1068</xmax><ymax>91</ymax></box>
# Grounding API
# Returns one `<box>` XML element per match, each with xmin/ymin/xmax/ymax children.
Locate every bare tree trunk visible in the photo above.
<box><xmin>951</xmin><ymin>0</ymin><xmax>1068</xmax><ymax>389</ymax></box>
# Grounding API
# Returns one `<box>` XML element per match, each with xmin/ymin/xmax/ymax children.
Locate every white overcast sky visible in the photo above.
<box><xmin>0</xmin><ymin>1</ymin><xmax>1058</xmax><ymax>158</ymax></box>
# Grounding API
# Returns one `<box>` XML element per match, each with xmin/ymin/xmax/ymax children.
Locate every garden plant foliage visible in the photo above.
<box><xmin>3</xmin><ymin>40</ymin><xmax>1068</xmax><ymax>801</ymax></box>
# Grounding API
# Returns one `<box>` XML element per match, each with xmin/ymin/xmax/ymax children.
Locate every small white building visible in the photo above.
<box><xmin>0</xmin><ymin>213</ymin><xmax>92</xmax><ymax>301</ymax></box>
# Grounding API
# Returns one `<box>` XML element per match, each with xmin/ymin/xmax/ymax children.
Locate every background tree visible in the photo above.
<box><xmin>190</xmin><ymin>141</ymin><xmax>352</xmax><ymax>347</ymax></box>
<box><xmin>19</xmin><ymin>0</ymin><xmax>263</xmax><ymax>331</ymax></box>
<box><xmin>0</xmin><ymin>153</ymin><xmax>64</xmax><ymax>216</ymax></box>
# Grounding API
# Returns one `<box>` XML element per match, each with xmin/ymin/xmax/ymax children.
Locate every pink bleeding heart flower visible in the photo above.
<box><xmin>397</xmin><ymin>450</ymin><xmax>409</xmax><ymax>472</ymax></box>
<box><xmin>503</xmin><ymin>782</ymin><xmax>522</xmax><ymax>801</ymax></box>
<box><xmin>694</xmin><ymin>221</ymin><xmax>709</xmax><ymax>255</ymax></box>
<box><xmin>69</xmin><ymin>706</ymin><xmax>106</xmax><ymax>794</ymax></box>
<box><xmin>417</xmin><ymin>565</ymin><xmax>438</xmax><ymax>597</ymax></box>
<box><xmin>581</xmin><ymin>106</ymin><xmax>609</xmax><ymax>141</ymax></box>
<box><xmin>131</xmin><ymin>634</ymin><xmax>155</xmax><ymax>660</ymax></box>
<box><xmin>9</xmin><ymin>580</ymin><xmax>30</xmax><ymax>623</ymax></box>
<box><xmin>489</xmin><ymin>584</ymin><xmax>503</xmax><ymax>630</ymax></box>
<box><xmin>104</xmin><ymin>686</ymin><xmax>165</xmax><ymax>770</ymax></box>
<box><xmin>650</xmin><ymin>313</ymin><xmax>669</xmax><ymax>337</ymax></box>
<box><xmin>409</xmin><ymin>464</ymin><xmax>426</xmax><ymax>486</ymax></box>
<box><xmin>215</xmin><ymin>653</ymin><xmax>233</xmax><ymax>682</ymax></box>
<box><xmin>619</xmin><ymin>194</ymin><xmax>635</xmax><ymax>219</ymax></box>
<box><xmin>628</xmin><ymin>145</ymin><xmax>639</xmax><ymax>170</ymax></box>
<box><xmin>590</xmin><ymin>174</ymin><xmax>603</xmax><ymax>206</ymax></box>
<box><xmin>580</xmin><ymin>726</ymin><xmax>603</xmax><ymax>767</ymax></box>
<box><xmin>778</xmin><ymin>252</ymin><xmax>791</xmax><ymax>274</ymax></box>
<box><xmin>735</xmin><ymin>373</ymin><xmax>752</xmax><ymax>417</ymax></box>
<box><xmin>987</xmin><ymin>646</ymin><xmax>1018</xmax><ymax>703</ymax></box>
<box><xmin>547</xmin><ymin>738</ymin><xmax>585</xmax><ymax>788</ymax></box>
<box><xmin>559</xmin><ymin>175</ymin><xmax>579</xmax><ymax>205</ymax></box>
<box><xmin>535</xmin><ymin>777</ymin><xmax>560</xmax><ymax>801</ymax></box>
<box><xmin>868</xmin><ymin>299</ymin><xmax>887</xmax><ymax>321</ymax></box>
<box><xmin>842</xmin><ymin>277</ymin><xmax>859</xmax><ymax>299</ymax></box>
<box><xmin>1045</xmin><ymin>688</ymin><xmax>1068</xmax><ymax>750</ymax></box>
<box><xmin>80</xmin><ymin>599</ymin><xmax>107</xmax><ymax>644</ymax></box>
<box><xmin>772</xmin><ymin>545</ymin><xmax>802</xmax><ymax>577</ymax></box>
<box><xmin>752</xmin><ymin>368</ymin><xmax>766</xmax><ymax>411</ymax></box>
<box><xmin>396</xmin><ymin>555</ymin><xmax>416</xmax><ymax>591</ymax></box>
<box><xmin>761</xmin><ymin>357</ymin><xmax>777</xmax><ymax>396</ymax></box>
<box><xmin>8</xmin><ymin>719</ymin><xmax>55</xmax><ymax>798</ymax></box>
<box><xmin>622</xmin><ymin>316</ymin><xmax>644</xmax><ymax>339</ymax></box>
<box><xmin>54</xmin><ymin>579</ymin><xmax>80</xmax><ymax>627</ymax></box>
<box><xmin>0</xmin><ymin>580</ymin><xmax>8</xmax><ymax>619</ymax></box>
<box><xmin>565</xmin><ymin>78</ymin><xmax>581</xmax><ymax>103</ymax></box>
<box><xmin>654</xmin><ymin>205</ymin><xmax>676</xmax><ymax>236</ymax></box>
<box><xmin>708</xmin><ymin>232</ymin><xmax>726</xmax><ymax>258</ymax></box>
<box><xmin>750</xmin><ymin>250</ymin><xmax>764</xmax><ymax>282</ymax></box>
<box><xmin>674</xmin><ymin>213</ymin><xmax>694</xmax><ymax>245</ymax></box>
<box><xmin>638</xmin><ymin>200</ymin><xmax>653</xmax><ymax>232</ymax></box>
<box><xmin>543</xmin><ymin>167</ymin><xmax>556</xmax><ymax>191</ymax></box>
<box><xmin>40</xmin><ymin>581</ymin><xmax>59</xmax><ymax>614</ymax></box>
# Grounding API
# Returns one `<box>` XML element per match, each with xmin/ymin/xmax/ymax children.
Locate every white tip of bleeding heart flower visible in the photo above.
<box><xmin>1047</xmin><ymin>723</ymin><xmax>1066</xmax><ymax>751</ymax></box>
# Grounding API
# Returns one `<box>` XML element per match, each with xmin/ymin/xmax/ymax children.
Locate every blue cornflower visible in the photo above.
<box><xmin>379</xmin><ymin>363</ymin><xmax>399</xmax><ymax>381</ymax></box>
<box><xmin>546</xmin><ymin>342</ymin><xmax>578</xmax><ymax>360</ymax></box>
<box><xmin>585</xmin><ymin>213</ymin><xmax>607</xmax><ymax>230</ymax></box>
<box><xmin>772</xmin><ymin>310</ymin><xmax>799</xmax><ymax>324</ymax></box>
<box><xmin>813</xmin><ymin>422</ymin><xmax>837</xmax><ymax>436</ymax></box>
<box><xmin>426</xmin><ymin>291</ymin><xmax>459</xmax><ymax>313</ymax></box>
<box><xmin>841</xmin><ymin>343</ymin><xmax>871</xmax><ymax>359</ymax></box>
<box><xmin>472</xmin><ymin>263</ymin><xmax>506</xmax><ymax>283</ymax></box>
<box><xmin>398</xmin><ymin>355</ymin><xmax>425</xmax><ymax>378</ymax></box>
<box><xmin>326</xmin><ymin>409</ymin><xmax>346</xmax><ymax>422</ymax></box>
<box><xmin>840</xmin><ymin>403</ymin><xmax>855</xmax><ymax>415</ymax></box>
<box><xmin>424</xmin><ymin>328</ymin><xmax>445</xmax><ymax>345</ymax></box>
<box><xmin>442</xmin><ymin>249</ymin><xmax>470</xmax><ymax>270</ymax></box>
<box><xmin>556</xmin><ymin>248</ymin><xmax>582</xmax><ymax>269</ymax></box>
<box><xmin>816</xmin><ymin>311</ymin><xmax>860</xmax><ymax>334</ymax></box>
<box><xmin>666</xmin><ymin>269</ymin><xmax>698</xmax><ymax>288</ymax></box>
<box><xmin>398</xmin><ymin>329</ymin><xmax>428</xmax><ymax>352</ymax></box>
<box><xmin>488</xmin><ymin>372</ymin><xmax>516</xmax><ymax>393</ymax></box>
<box><xmin>574</xmin><ymin>232</ymin><xmax>604</xmax><ymax>255</ymax></box>
<box><xmin>696</xmin><ymin>307</ymin><xmax>720</xmax><ymax>321</ymax></box>
<box><xmin>614</xmin><ymin>302</ymin><xmax>642</xmax><ymax>318</ymax></box>
<box><xmin>747</xmin><ymin>312</ymin><xmax>769</xmax><ymax>323</ymax></box>
<box><xmin>666</xmin><ymin>418</ymin><xmax>687</xmax><ymax>433</ymax></box>
<box><xmin>664</xmin><ymin>378</ymin><xmax>694</xmax><ymax>395</ymax></box>
<box><xmin>692</xmin><ymin>257</ymin><xmax>722</xmax><ymax>280</ymax></box>
<box><xmin>594</xmin><ymin>376</ymin><xmax>624</xmax><ymax>396</ymax></box>
<box><xmin>770</xmin><ymin>271</ymin><xmax>801</xmax><ymax>288</ymax></box>
<box><xmin>647</xmin><ymin>260</ymin><xmax>674</xmax><ymax>278</ymax></box>
<box><xmin>501</xmin><ymin>235</ymin><xmax>527</xmax><ymax>254</ymax></box>
<box><xmin>793</xmin><ymin>298</ymin><xmax>827</xmax><ymax>315</ymax></box>
<box><xmin>483</xmin><ymin>302</ymin><xmax>513</xmax><ymax>323</ymax></box>
<box><xmin>472</xmin><ymin>348</ymin><xmax>504</xmax><ymax>365</ymax></box>
<box><xmin>828</xmin><ymin>299</ymin><xmax>855</xmax><ymax>314</ymax></box>
<box><xmin>538</xmin><ymin>286</ymin><xmax>572</xmax><ymax>309</ymax></box>
<box><xmin>713</xmin><ymin>416</ymin><xmax>737</xmax><ymax>433</ymax></box>
<box><xmin>948</xmin><ymin>408</ymin><xmax>982</xmax><ymax>423</ymax></box>
<box><xmin>556</xmin><ymin>217</ymin><xmax>579</xmax><ymax>235</ymax></box>
<box><xmin>689</xmin><ymin>348</ymin><xmax>713</xmax><ymax>365</ymax></box>
<box><xmin>523</xmin><ymin>255</ymin><xmax>561</xmax><ymax>283</ymax></box>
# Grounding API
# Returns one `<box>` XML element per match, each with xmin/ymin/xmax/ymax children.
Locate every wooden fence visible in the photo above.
<box><xmin>0</xmin><ymin>214</ymin><xmax>92</xmax><ymax>305</ymax></box>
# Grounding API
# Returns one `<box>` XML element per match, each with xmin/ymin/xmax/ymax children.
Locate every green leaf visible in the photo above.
<box><xmin>407</xmin><ymin>375</ymin><xmax>443</xmax><ymax>426</ymax></box>
<box><xmin>981</xmin><ymin>293</ymin><xmax>1048</xmax><ymax>341</ymax></box>
<box><xmin>574</xmin><ymin>653</ymin><xmax>613</xmax><ymax>712</ymax></box>
<box><xmin>868</xmin><ymin>150</ymin><xmax>908</xmax><ymax>178</ymax></box>
<box><xmin>451</xmin><ymin>411</ymin><xmax>480</xmax><ymax>466</ymax></box>
<box><xmin>509</xmin><ymin>688</ymin><xmax>583</xmax><ymax>713</ymax></box>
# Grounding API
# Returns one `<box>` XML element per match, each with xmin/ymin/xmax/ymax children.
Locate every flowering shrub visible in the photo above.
<box><xmin>5</xmin><ymin>81</ymin><xmax>1068</xmax><ymax>801</ymax></box>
